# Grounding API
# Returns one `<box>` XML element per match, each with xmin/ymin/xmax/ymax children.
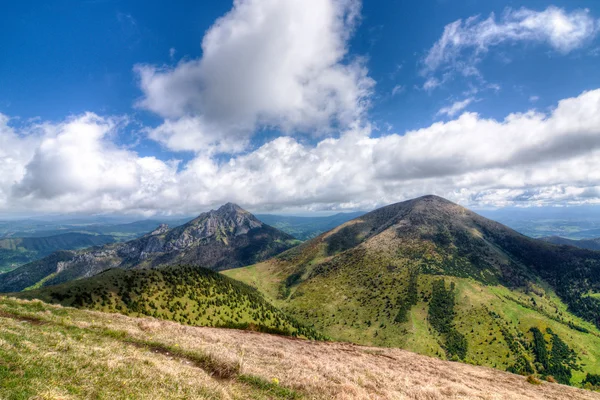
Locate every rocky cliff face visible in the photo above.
<box><xmin>0</xmin><ymin>203</ymin><xmax>297</xmax><ymax>292</ymax></box>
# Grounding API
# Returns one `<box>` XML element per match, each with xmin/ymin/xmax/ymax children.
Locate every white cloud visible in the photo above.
<box><xmin>1</xmin><ymin>89</ymin><xmax>600</xmax><ymax>213</ymax></box>
<box><xmin>146</xmin><ymin>116</ymin><xmax>248</xmax><ymax>154</ymax></box>
<box><xmin>391</xmin><ymin>84</ymin><xmax>404</xmax><ymax>96</ymax></box>
<box><xmin>423</xmin><ymin>6</ymin><xmax>599</xmax><ymax>87</ymax></box>
<box><xmin>0</xmin><ymin>116</ymin><xmax>38</xmax><ymax>206</ymax></box>
<box><xmin>136</xmin><ymin>0</ymin><xmax>374</xmax><ymax>153</ymax></box>
<box><xmin>437</xmin><ymin>98</ymin><xmax>474</xmax><ymax>117</ymax></box>
<box><xmin>487</xmin><ymin>83</ymin><xmax>501</xmax><ymax>92</ymax></box>
<box><xmin>6</xmin><ymin>113</ymin><xmax>179</xmax><ymax>213</ymax></box>
<box><xmin>374</xmin><ymin>89</ymin><xmax>600</xmax><ymax>182</ymax></box>
<box><xmin>529</xmin><ymin>95</ymin><xmax>540</xmax><ymax>103</ymax></box>
<box><xmin>423</xmin><ymin>77</ymin><xmax>442</xmax><ymax>91</ymax></box>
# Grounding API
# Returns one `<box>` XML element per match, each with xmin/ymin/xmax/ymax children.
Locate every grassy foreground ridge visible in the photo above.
<box><xmin>1</xmin><ymin>297</ymin><xmax>599</xmax><ymax>400</ymax></box>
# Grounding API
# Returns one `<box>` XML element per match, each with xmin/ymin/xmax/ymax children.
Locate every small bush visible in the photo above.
<box><xmin>584</xmin><ymin>373</ymin><xmax>600</xmax><ymax>386</ymax></box>
<box><xmin>526</xmin><ymin>375</ymin><xmax>542</xmax><ymax>385</ymax></box>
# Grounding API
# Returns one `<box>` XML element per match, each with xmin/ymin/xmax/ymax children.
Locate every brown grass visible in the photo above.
<box><xmin>2</xmin><ymin>298</ymin><xmax>600</xmax><ymax>400</ymax></box>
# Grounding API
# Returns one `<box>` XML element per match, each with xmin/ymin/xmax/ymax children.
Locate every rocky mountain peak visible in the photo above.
<box><xmin>175</xmin><ymin>203</ymin><xmax>264</xmax><ymax>247</ymax></box>
<box><xmin>217</xmin><ymin>202</ymin><xmax>245</xmax><ymax>214</ymax></box>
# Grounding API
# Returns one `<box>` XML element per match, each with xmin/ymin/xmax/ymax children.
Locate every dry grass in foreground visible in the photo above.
<box><xmin>1</xmin><ymin>297</ymin><xmax>599</xmax><ymax>400</ymax></box>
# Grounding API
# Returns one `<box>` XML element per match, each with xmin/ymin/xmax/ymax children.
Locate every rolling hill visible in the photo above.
<box><xmin>0</xmin><ymin>232</ymin><xmax>115</xmax><ymax>273</ymax></box>
<box><xmin>225</xmin><ymin>195</ymin><xmax>600</xmax><ymax>387</ymax></box>
<box><xmin>0</xmin><ymin>203</ymin><xmax>297</xmax><ymax>293</ymax></box>
<box><xmin>13</xmin><ymin>265</ymin><xmax>322</xmax><ymax>339</ymax></box>
<box><xmin>1</xmin><ymin>297</ymin><xmax>599</xmax><ymax>399</ymax></box>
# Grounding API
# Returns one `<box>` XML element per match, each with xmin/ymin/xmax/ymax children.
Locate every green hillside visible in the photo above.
<box><xmin>15</xmin><ymin>265</ymin><xmax>323</xmax><ymax>340</ymax></box>
<box><xmin>0</xmin><ymin>233</ymin><xmax>115</xmax><ymax>273</ymax></box>
<box><xmin>224</xmin><ymin>195</ymin><xmax>600</xmax><ymax>387</ymax></box>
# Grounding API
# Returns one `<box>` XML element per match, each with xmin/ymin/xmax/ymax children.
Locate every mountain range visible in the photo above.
<box><xmin>0</xmin><ymin>203</ymin><xmax>297</xmax><ymax>293</ymax></box>
<box><xmin>3</xmin><ymin>195</ymin><xmax>600</xmax><ymax>388</ymax></box>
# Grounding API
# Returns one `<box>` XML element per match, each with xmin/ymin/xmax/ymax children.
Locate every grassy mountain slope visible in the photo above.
<box><xmin>0</xmin><ymin>203</ymin><xmax>297</xmax><ymax>293</ymax></box>
<box><xmin>541</xmin><ymin>236</ymin><xmax>600</xmax><ymax>251</ymax></box>
<box><xmin>2</xmin><ymin>297</ymin><xmax>599</xmax><ymax>399</ymax></box>
<box><xmin>225</xmin><ymin>195</ymin><xmax>600</xmax><ymax>386</ymax></box>
<box><xmin>15</xmin><ymin>265</ymin><xmax>322</xmax><ymax>339</ymax></box>
<box><xmin>256</xmin><ymin>211</ymin><xmax>365</xmax><ymax>240</ymax></box>
<box><xmin>0</xmin><ymin>232</ymin><xmax>115</xmax><ymax>273</ymax></box>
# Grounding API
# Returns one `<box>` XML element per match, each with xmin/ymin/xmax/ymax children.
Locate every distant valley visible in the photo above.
<box><xmin>540</xmin><ymin>236</ymin><xmax>600</xmax><ymax>251</ymax></box>
<box><xmin>0</xmin><ymin>217</ymin><xmax>190</xmax><ymax>240</ymax></box>
<box><xmin>0</xmin><ymin>232</ymin><xmax>115</xmax><ymax>273</ymax></box>
<box><xmin>256</xmin><ymin>211</ymin><xmax>365</xmax><ymax>240</ymax></box>
<box><xmin>0</xmin><ymin>217</ymin><xmax>191</xmax><ymax>274</ymax></box>
<box><xmin>478</xmin><ymin>208</ymin><xmax>600</xmax><ymax>240</ymax></box>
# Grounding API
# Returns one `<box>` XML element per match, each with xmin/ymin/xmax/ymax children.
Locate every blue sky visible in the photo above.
<box><xmin>0</xmin><ymin>0</ymin><xmax>599</xmax><ymax>215</ymax></box>
<box><xmin>3</xmin><ymin>0</ymin><xmax>599</xmax><ymax>127</ymax></box>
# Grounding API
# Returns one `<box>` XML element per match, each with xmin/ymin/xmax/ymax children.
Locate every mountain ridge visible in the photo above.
<box><xmin>225</xmin><ymin>195</ymin><xmax>600</xmax><ymax>385</ymax></box>
<box><xmin>0</xmin><ymin>203</ymin><xmax>297</xmax><ymax>292</ymax></box>
<box><xmin>541</xmin><ymin>236</ymin><xmax>600</xmax><ymax>251</ymax></box>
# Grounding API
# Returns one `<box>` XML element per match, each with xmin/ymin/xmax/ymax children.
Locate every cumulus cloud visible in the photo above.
<box><xmin>374</xmin><ymin>89</ymin><xmax>600</xmax><ymax>181</ymax></box>
<box><xmin>145</xmin><ymin>116</ymin><xmax>249</xmax><ymax>154</ymax></box>
<box><xmin>5</xmin><ymin>113</ymin><xmax>179</xmax><ymax>213</ymax></box>
<box><xmin>1</xmin><ymin>89</ymin><xmax>600</xmax><ymax>213</ymax></box>
<box><xmin>136</xmin><ymin>0</ymin><xmax>374</xmax><ymax>153</ymax></box>
<box><xmin>423</xmin><ymin>6</ymin><xmax>599</xmax><ymax>87</ymax></box>
<box><xmin>0</xmin><ymin>116</ymin><xmax>38</xmax><ymax>205</ymax></box>
<box><xmin>437</xmin><ymin>98</ymin><xmax>474</xmax><ymax>117</ymax></box>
